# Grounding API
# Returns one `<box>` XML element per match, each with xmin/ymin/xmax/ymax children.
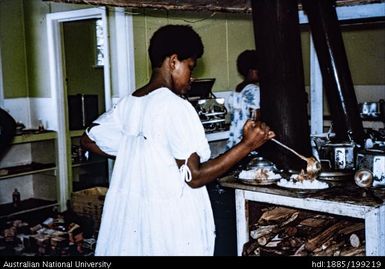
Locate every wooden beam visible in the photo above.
<box><xmin>44</xmin><ymin>0</ymin><xmax>385</xmax><ymax>13</ymax></box>
<box><xmin>44</xmin><ymin>0</ymin><xmax>252</xmax><ymax>13</ymax></box>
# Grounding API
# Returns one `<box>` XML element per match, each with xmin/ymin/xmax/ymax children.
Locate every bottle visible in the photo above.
<box><xmin>38</xmin><ymin>120</ymin><xmax>45</xmax><ymax>132</ymax></box>
<box><xmin>12</xmin><ymin>188</ymin><xmax>20</xmax><ymax>208</ymax></box>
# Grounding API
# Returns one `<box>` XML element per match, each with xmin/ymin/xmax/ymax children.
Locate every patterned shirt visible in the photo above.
<box><xmin>226</xmin><ymin>84</ymin><xmax>260</xmax><ymax>149</ymax></box>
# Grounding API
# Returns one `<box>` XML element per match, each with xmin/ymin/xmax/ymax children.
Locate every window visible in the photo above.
<box><xmin>95</xmin><ymin>19</ymin><xmax>104</xmax><ymax>67</ymax></box>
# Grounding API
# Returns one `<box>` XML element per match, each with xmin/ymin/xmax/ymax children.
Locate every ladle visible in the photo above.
<box><xmin>271</xmin><ymin>138</ymin><xmax>321</xmax><ymax>176</ymax></box>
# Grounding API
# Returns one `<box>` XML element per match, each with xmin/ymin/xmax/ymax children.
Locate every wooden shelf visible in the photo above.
<box><xmin>70</xmin><ymin>129</ymin><xmax>85</xmax><ymax>138</ymax></box>
<box><xmin>72</xmin><ymin>159</ymin><xmax>106</xmax><ymax>168</ymax></box>
<box><xmin>0</xmin><ymin>198</ymin><xmax>58</xmax><ymax>219</ymax></box>
<box><xmin>0</xmin><ymin>163</ymin><xmax>56</xmax><ymax>180</ymax></box>
<box><xmin>11</xmin><ymin>131</ymin><xmax>56</xmax><ymax>144</ymax></box>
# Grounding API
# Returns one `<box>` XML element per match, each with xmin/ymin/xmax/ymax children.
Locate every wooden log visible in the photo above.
<box><xmin>313</xmin><ymin>237</ymin><xmax>335</xmax><ymax>253</ymax></box>
<box><xmin>257</xmin><ymin>235</ymin><xmax>271</xmax><ymax>246</ymax></box>
<box><xmin>340</xmin><ymin>246</ymin><xmax>365</xmax><ymax>256</ymax></box>
<box><xmin>242</xmin><ymin>240</ymin><xmax>260</xmax><ymax>256</ymax></box>
<box><xmin>250</xmin><ymin>225</ymin><xmax>277</xmax><ymax>239</ymax></box>
<box><xmin>313</xmin><ymin>241</ymin><xmax>345</xmax><ymax>256</ymax></box>
<box><xmin>257</xmin><ymin>233</ymin><xmax>282</xmax><ymax>247</ymax></box>
<box><xmin>349</xmin><ymin>233</ymin><xmax>361</xmax><ymax>248</ymax></box>
<box><xmin>258</xmin><ymin>207</ymin><xmax>298</xmax><ymax>224</ymax></box>
<box><xmin>293</xmin><ymin>243</ymin><xmax>308</xmax><ymax>256</ymax></box>
<box><xmin>305</xmin><ymin>220</ymin><xmax>348</xmax><ymax>252</ymax></box>
<box><xmin>338</xmin><ymin>222</ymin><xmax>365</xmax><ymax>235</ymax></box>
<box><xmin>299</xmin><ymin>217</ymin><xmax>333</xmax><ymax>228</ymax></box>
<box><xmin>349</xmin><ymin>230</ymin><xmax>365</xmax><ymax>248</ymax></box>
<box><xmin>279</xmin><ymin>226</ymin><xmax>298</xmax><ymax>238</ymax></box>
<box><xmin>259</xmin><ymin>247</ymin><xmax>288</xmax><ymax>256</ymax></box>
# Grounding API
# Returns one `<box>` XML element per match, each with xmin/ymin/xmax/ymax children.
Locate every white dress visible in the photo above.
<box><xmin>87</xmin><ymin>87</ymin><xmax>215</xmax><ymax>256</ymax></box>
<box><xmin>226</xmin><ymin>84</ymin><xmax>260</xmax><ymax>149</ymax></box>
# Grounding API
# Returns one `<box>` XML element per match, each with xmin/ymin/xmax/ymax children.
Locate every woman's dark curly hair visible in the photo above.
<box><xmin>149</xmin><ymin>25</ymin><xmax>204</xmax><ymax>68</ymax></box>
<box><xmin>236</xmin><ymin>50</ymin><xmax>259</xmax><ymax>77</ymax></box>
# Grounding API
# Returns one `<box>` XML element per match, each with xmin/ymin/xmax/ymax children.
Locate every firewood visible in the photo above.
<box><xmin>257</xmin><ymin>233</ymin><xmax>282</xmax><ymax>247</ymax></box>
<box><xmin>313</xmin><ymin>241</ymin><xmax>345</xmax><ymax>256</ymax></box>
<box><xmin>280</xmin><ymin>211</ymin><xmax>299</xmax><ymax>227</ymax></box>
<box><xmin>293</xmin><ymin>243</ymin><xmax>308</xmax><ymax>256</ymax></box>
<box><xmin>313</xmin><ymin>237</ymin><xmax>335</xmax><ymax>253</ymax></box>
<box><xmin>250</xmin><ymin>225</ymin><xmax>277</xmax><ymax>239</ymax></box>
<box><xmin>305</xmin><ymin>221</ymin><xmax>348</xmax><ymax>252</ymax></box>
<box><xmin>242</xmin><ymin>240</ymin><xmax>260</xmax><ymax>256</ymax></box>
<box><xmin>338</xmin><ymin>222</ymin><xmax>365</xmax><ymax>235</ymax></box>
<box><xmin>257</xmin><ymin>235</ymin><xmax>270</xmax><ymax>246</ymax></box>
<box><xmin>253</xmin><ymin>247</ymin><xmax>261</xmax><ymax>256</ymax></box>
<box><xmin>349</xmin><ymin>230</ymin><xmax>365</xmax><ymax>248</ymax></box>
<box><xmin>259</xmin><ymin>247</ymin><xmax>288</xmax><ymax>256</ymax></box>
<box><xmin>265</xmin><ymin>234</ymin><xmax>283</xmax><ymax>248</ymax></box>
<box><xmin>283</xmin><ymin>226</ymin><xmax>297</xmax><ymax>237</ymax></box>
<box><xmin>340</xmin><ymin>246</ymin><xmax>365</xmax><ymax>256</ymax></box>
<box><xmin>349</xmin><ymin>234</ymin><xmax>361</xmax><ymax>248</ymax></box>
<box><xmin>258</xmin><ymin>207</ymin><xmax>298</xmax><ymax>224</ymax></box>
<box><xmin>299</xmin><ymin>215</ymin><xmax>334</xmax><ymax>228</ymax></box>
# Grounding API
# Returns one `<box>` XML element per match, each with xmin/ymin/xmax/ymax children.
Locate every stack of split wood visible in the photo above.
<box><xmin>243</xmin><ymin>206</ymin><xmax>365</xmax><ymax>256</ymax></box>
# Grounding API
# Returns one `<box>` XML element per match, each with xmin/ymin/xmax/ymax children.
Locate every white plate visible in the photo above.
<box><xmin>276</xmin><ymin>178</ymin><xmax>329</xmax><ymax>190</ymax></box>
<box><xmin>239</xmin><ymin>177</ymin><xmax>281</xmax><ymax>186</ymax></box>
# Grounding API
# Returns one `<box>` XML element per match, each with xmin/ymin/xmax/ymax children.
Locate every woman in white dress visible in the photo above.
<box><xmin>81</xmin><ymin>25</ymin><xmax>275</xmax><ymax>256</ymax></box>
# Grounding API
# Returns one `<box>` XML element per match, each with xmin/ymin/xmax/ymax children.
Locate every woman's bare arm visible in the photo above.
<box><xmin>176</xmin><ymin>120</ymin><xmax>275</xmax><ymax>188</ymax></box>
<box><xmin>80</xmin><ymin>125</ymin><xmax>116</xmax><ymax>160</ymax></box>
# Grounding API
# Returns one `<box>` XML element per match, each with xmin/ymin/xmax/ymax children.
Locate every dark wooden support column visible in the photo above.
<box><xmin>301</xmin><ymin>0</ymin><xmax>365</xmax><ymax>145</ymax></box>
<box><xmin>251</xmin><ymin>0</ymin><xmax>311</xmax><ymax>171</ymax></box>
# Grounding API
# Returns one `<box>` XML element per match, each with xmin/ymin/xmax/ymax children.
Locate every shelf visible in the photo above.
<box><xmin>0</xmin><ymin>198</ymin><xmax>58</xmax><ymax>219</ymax></box>
<box><xmin>219</xmin><ymin>176</ymin><xmax>385</xmax><ymax>256</ymax></box>
<box><xmin>70</xmin><ymin>129</ymin><xmax>85</xmax><ymax>138</ymax></box>
<box><xmin>0</xmin><ymin>163</ymin><xmax>56</xmax><ymax>180</ymax></box>
<box><xmin>11</xmin><ymin>131</ymin><xmax>56</xmax><ymax>144</ymax></box>
<box><xmin>72</xmin><ymin>159</ymin><xmax>106</xmax><ymax>168</ymax></box>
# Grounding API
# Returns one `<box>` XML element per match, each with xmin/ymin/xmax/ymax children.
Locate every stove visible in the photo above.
<box><xmin>187</xmin><ymin>78</ymin><xmax>228</xmax><ymax>133</ymax></box>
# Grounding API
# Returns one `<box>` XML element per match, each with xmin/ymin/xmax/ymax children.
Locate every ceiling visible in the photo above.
<box><xmin>45</xmin><ymin>0</ymin><xmax>385</xmax><ymax>13</ymax></box>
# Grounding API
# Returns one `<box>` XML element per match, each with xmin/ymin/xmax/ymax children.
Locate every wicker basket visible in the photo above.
<box><xmin>71</xmin><ymin>187</ymin><xmax>108</xmax><ymax>231</ymax></box>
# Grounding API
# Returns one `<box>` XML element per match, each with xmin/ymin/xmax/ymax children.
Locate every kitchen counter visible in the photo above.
<box><xmin>218</xmin><ymin>175</ymin><xmax>385</xmax><ymax>256</ymax></box>
<box><xmin>206</xmin><ymin>130</ymin><xmax>229</xmax><ymax>142</ymax></box>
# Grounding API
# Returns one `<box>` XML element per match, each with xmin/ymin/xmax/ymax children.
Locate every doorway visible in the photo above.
<box><xmin>47</xmin><ymin>8</ymin><xmax>111</xmax><ymax>211</ymax></box>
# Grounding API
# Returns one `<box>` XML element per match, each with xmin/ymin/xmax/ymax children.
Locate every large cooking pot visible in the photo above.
<box><xmin>318</xmin><ymin>142</ymin><xmax>357</xmax><ymax>171</ymax></box>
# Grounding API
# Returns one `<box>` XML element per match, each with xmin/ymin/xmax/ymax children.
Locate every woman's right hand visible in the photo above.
<box><xmin>241</xmin><ymin>120</ymin><xmax>275</xmax><ymax>150</ymax></box>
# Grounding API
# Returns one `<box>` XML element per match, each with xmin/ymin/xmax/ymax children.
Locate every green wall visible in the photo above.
<box><xmin>0</xmin><ymin>0</ymin><xmax>90</xmax><ymax>98</ymax></box>
<box><xmin>132</xmin><ymin>10</ymin><xmax>258</xmax><ymax>92</ymax></box>
<box><xmin>1</xmin><ymin>1</ymin><xmax>384</xmax><ymax>98</ymax></box>
<box><xmin>0</xmin><ymin>0</ymin><xmax>28</xmax><ymax>98</ymax></box>
<box><xmin>132</xmin><ymin>10</ymin><xmax>385</xmax><ymax>91</ymax></box>
<box><xmin>343</xmin><ymin>28</ymin><xmax>385</xmax><ymax>85</ymax></box>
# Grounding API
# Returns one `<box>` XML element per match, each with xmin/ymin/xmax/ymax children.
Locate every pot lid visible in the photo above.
<box><xmin>247</xmin><ymin>156</ymin><xmax>276</xmax><ymax>170</ymax></box>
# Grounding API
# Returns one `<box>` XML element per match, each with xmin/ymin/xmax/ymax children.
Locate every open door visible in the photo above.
<box><xmin>47</xmin><ymin>8</ymin><xmax>111</xmax><ymax>211</ymax></box>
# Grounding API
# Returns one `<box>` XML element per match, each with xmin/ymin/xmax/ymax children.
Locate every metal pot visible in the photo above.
<box><xmin>356</xmin><ymin>149</ymin><xmax>385</xmax><ymax>187</ymax></box>
<box><xmin>319</xmin><ymin>142</ymin><xmax>357</xmax><ymax>171</ymax></box>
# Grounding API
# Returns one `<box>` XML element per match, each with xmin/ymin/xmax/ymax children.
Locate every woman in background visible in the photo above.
<box><xmin>227</xmin><ymin>50</ymin><xmax>261</xmax><ymax>149</ymax></box>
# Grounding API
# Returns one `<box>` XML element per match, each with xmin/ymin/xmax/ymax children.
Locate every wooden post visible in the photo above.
<box><xmin>301</xmin><ymin>0</ymin><xmax>365</xmax><ymax>145</ymax></box>
<box><xmin>251</xmin><ymin>0</ymin><xmax>312</xmax><ymax>171</ymax></box>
